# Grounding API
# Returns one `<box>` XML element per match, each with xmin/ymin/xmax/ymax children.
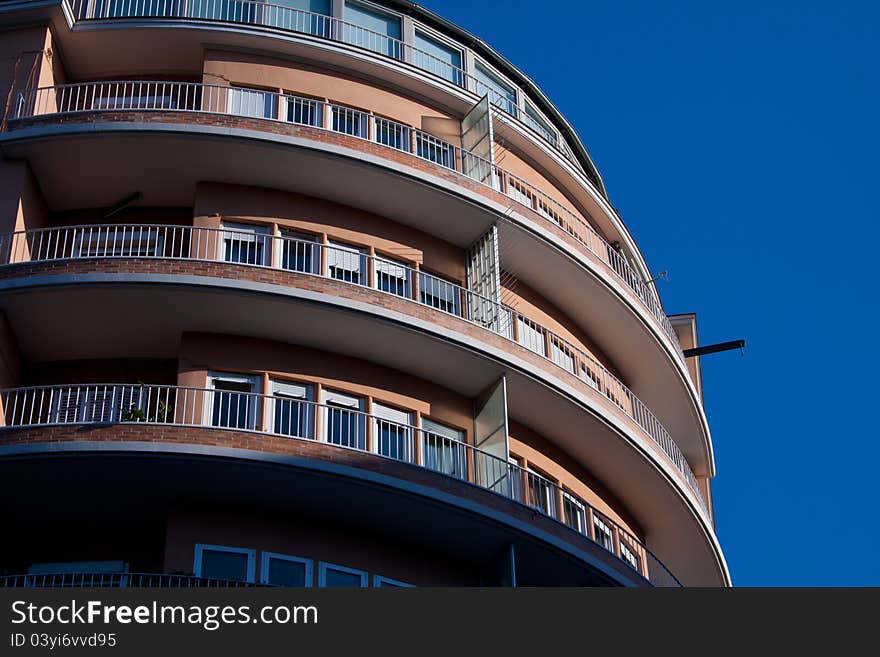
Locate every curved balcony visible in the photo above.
<box><xmin>62</xmin><ymin>0</ymin><xmax>585</xmax><ymax>175</ymax></box>
<box><xmin>0</xmin><ymin>572</ymin><xmax>268</xmax><ymax>587</ymax></box>
<box><xmin>6</xmin><ymin>80</ymin><xmax>690</xmax><ymax>376</ymax></box>
<box><xmin>0</xmin><ymin>222</ymin><xmax>706</xmax><ymax>516</ymax></box>
<box><xmin>0</xmin><ymin>382</ymin><xmax>681</xmax><ymax>586</ymax></box>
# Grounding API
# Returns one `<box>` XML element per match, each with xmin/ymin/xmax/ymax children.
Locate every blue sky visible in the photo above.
<box><xmin>420</xmin><ymin>0</ymin><xmax>879</xmax><ymax>585</ymax></box>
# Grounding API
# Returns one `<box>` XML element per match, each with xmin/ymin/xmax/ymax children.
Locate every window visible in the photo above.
<box><xmin>372</xmin><ymin>402</ymin><xmax>413</xmax><ymax>462</ymax></box>
<box><xmin>506</xmin><ymin>178</ymin><xmax>535</xmax><ymax>209</ymax></box>
<box><xmin>270</xmin><ymin>379</ymin><xmax>314</xmax><ymax>439</ymax></box>
<box><xmin>415</xmin><ymin>132</ymin><xmax>453</xmax><ymax>168</ymax></box>
<box><xmin>579</xmin><ymin>362</ymin><xmax>601</xmax><ymax>391</ymax></box>
<box><xmin>194</xmin><ymin>544</ymin><xmax>256</xmax><ymax>583</ymax></box>
<box><xmin>321</xmin><ymin>389</ymin><xmax>366</xmax><ymax>450</ymax></box>
<box><xmin>418</xmin><ymin>272</ymin><xmax>461</xmax><ymax>316</ymax></box>
<box><xmin>222</xmin><ymin>222</ymin><xmax>270</xmax><ymax>266</ymax></box>
<box><xmin>374</xmin><ymin>256</ymin><xmax>410</xmax><ymax>298</ymax></box>
<box><xmin>523</xmin><ymin>101</ymin><xmax>557</xmax><ymax>144</ymax></box>
<box><xmin>374</xmin><ymin>116</ymin><xmax>410</xmax><ymax>151</ymax></box>
<box><xmin>227</xmin><ymin>86</ymin><xmax>277</xmax><ymax>120</ymax></box>
<box><xmin>284</xmin><ymin>95</ymin><xmax>324</xmax><ymax>127</ymax></box>
<box><xmin>373</xmin><ymin>575</ymin><xmax>413</xmax><ymax>587</ymax></box>
<box><xmin>342</xmin><ymin>1</ymin><xmax>402</xmax><ymax>58</ymax></box>
<box><xmin>73</xmin><ymin>225</ymin><xmax>162</xmax><ymax>258</ymax></box>
<box><xmin>593</xmin><ymin>514</ymin><xmax>614</xmax><ymax>552</ymax></box>
<box><xmin>331</xmin><ymin>105</ymin><xmax>369</xmax><ymax>137</ymax></box>
<box><xmin>422</xmin><ymin>418</ymin><xmax>466</xmax><ymax>480</ymax></box>
<box><xmin>474</xmin><ymin>61</ymin><xmax>517</xmax><ymax>115</ymax></box>
<box><xmin>562</xmin><ymin>492</ymin><xmax>587</xmax><ymax>535</ymax></box>
<box><xmin>550</xmin><ymin>336</ymin><xmax>576</xmax><ymax>374</ymax></box>
<box><xmin>280</xmin><ymin>230</ymin><xmax>320</xmax><ymax>274</ymax></box>
<box><xmin>261</xmin><ymin>552</ymin><xmax>313</xmax><ymax>586</ymax></box>
<box><xmin>414</xmin><ymin>30</ymin><xmax>463</xmax><ymax>85</ymax></box>
<box><xmin>208</xmin><ymin>372</ymin><xmax>260</xmax><ymax>431</ymax></box>
<box><xmin>516</xmin><ymin>316</ymin><xmax>545</xmax><ymax>356</ymax></box>
<box><xmin>318</xmin><ymin>562</ymin><xmax>368</xmax><ymax>587</ymax></box>
<box><xmin>265</xmin><ymin>1</ymin><xmax>332</xmax><ymax>37</ymax></box>
<box><xmin>526</xmin><ymin>467</ymin><xmax>555</xmax><ymax>516</ymax></box>
<box><xmin>619</xmin><ymin>542</ymin><xmax>640</xmax><ymax>572</ymax></box>
<box><xmin>326</xmin><ymin>241</ymin><xmax>367</xmax><ymax>285</ymax></box>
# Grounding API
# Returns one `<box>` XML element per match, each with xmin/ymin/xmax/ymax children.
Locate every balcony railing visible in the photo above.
<box><xmin>0</xmin><ymin>382</ymin><xmax>681</xmax><ymax>586</ymax></box>
<box><xmin>0</xmin><ymin>222</ymin><xmax>706</xmax><ymax>515</ymax></box>
<box><xmin>0</xmin><ymin>572</ymin><xmax>268</xmax><ymax>587</ymax></box>
<box><xmin>63</xmin><ymin>0</ymin><xmax>574</xmax><ymax>163</ymax></box>
<box><xmin>7</xmin><ymin>80</ymin><xmax>689</xmax><ymax>370</ymax></box>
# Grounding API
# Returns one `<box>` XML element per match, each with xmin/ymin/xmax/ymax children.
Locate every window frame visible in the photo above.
<box><xmin>269</xmin><ymin>378</ymin><xmax>315</xmax><ymax>439</ymax></box>
<box><xmin>326</xmin><ymin>239</ymin><xmax>368</xmax><ymax>285</ymax></box>
<box><xmin>371</xmin><ymin>400</ymin><xmax>414</xmax><ymax>462</ymax></box>
<box><xmin>320</xmin><ymin>388</ymin><xmax>367</xmax><ymax>449</ymax></box>
<box><xmin>260</xmin><ymin>551</ymin><xmax>314</xmax><ymax>587</ymax></box>
<box><xmin>473</xmin><ymin>60</ymin><xmax>518</xmax><ymax>115</ymax></box>
<box><xmin>412</xmin><ymin>26</ymin><xmax>465</xmax><ymax>86</ymax></box>
<box><xmin>205</xmin><ymin>371</ymin><xmax>261</xmax><ymax>431</ymax></box>
<box><xmin>220</xmin><ymin>221</ymin><xmax>271</xmax><ymax>267</ymax></box>
<box><xmin>193</xmin><ymin>543</ymin><xmax>256</xmax><ymax>583</ymax></box>
<box><xmin>317</xmin><ymin>561</ymin><xmax>369</xmax><ymax>587</ymax></box>
<box><xmin>373</xmin><ymin>574</ymin><xmax>414</xmax><ymax>588</ymax></box>
<box><xmin>373</xmin><ymin>253</ymin><xmax>412</xmax><ymax>298</ymax></box>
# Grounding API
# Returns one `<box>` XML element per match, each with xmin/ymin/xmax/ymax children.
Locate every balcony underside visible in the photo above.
<box><xmin>0</xmin><ymin>434</ymin><xmax>643</xmax><ymax>586</ymax></box>
<box><xmin>0</xmin><ymin>270</ymin><xmax>727</xmax><ymax>585</ymax></box>
<box><xmin>0</xmin><ymin>119</ymin><xmax>712</xmax><ymax>479</ymax></box>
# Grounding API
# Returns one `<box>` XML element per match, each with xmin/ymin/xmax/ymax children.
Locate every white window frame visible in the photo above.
<box><xmin>562</xmin><ymin>491</ymin><xmax>587</xmax><ymax>535</ymax></box>
<box><xmin>619</xmin><ymin>542</ymin><xmax>640</xmax><ymax>572</ymax></box>
<box><xmin>278</xmin><ymin>228</ymin><xmax>321</xmax><ymax>274</ymax></box>
<box><xmin>593</xmin><ymin>514</ymin><xmax>614</xmax><ymax>552</ymax></box>
<box><xmin>326</xmin><ymin>240</ymin><xmax>368</xmax><ymax>285</ymax></box>
<box><xmin>421</xmin><ymin>417</ymin><xmax>466</xmax><ymax>478</ymax></box>
<box><xmin>550</xmin><ymin>336</ymin><xmax>576</xmax><ymax>373</ymax></box>
<box><xmin>526</xmin><ymin>466</ymin><xmax>555</xmax><ymax>516</ymax></box>
<box><xmin>516</xmin><ymin>315</ymin><xmax>545</xmax><ymax>356</ymax></box>
<box><xmin>205</xmin><ymin>372</ymin><xmax>261</xmax><ymax>430</ymax></box>
<box><xmin>226</xmin><ymin>85</ymin><xmax>278</xmax><ymax>120</ymax></box>
<box><xmin>320</xmin><ymin>388</ymin><xmax>366</xmax><ymax>448</ymax></box>
<box><xmin>194</xmin><ymin>544</ymin><xmax>256</xmax><ymax>583</ymax></box>
<box><xmin>317</xmin><ymin>561</ymin><xmax>369</xmax><ymax>587</ymax></box>
<box><xmin>523</xmin><ymin>99</ymin><xmax>559</xmax><ymax>144</ymax></box>
<box><xmin>269</xmin><ymin>378</ymin><xmax>314</xmax><ymax>438</ymax></box>
<box><xmin>412</xmin><ymin>26</ymin><xmax>465</xmax><ymax>85</ymax></box>
<box><xmin>373</xmin><ymin>575</ymin><xmax>414</xmax><ymax>588</ymax></box>
<box><xmin>260</xmin><ymin>551</ymin><xmax>314</xmax><ymax>587</ymax></box>
<box><xmin>221</xmin><ymin>221</ymin><xmax>270</xmax><ymax>266</ymax></box>
<box><xmin>371</xmin><ymin>401</ymin><xmax>413</xmax><ymax>461</ymax></box>
<box><xmin>473</xmin><ymin>59</ymin><xmax>518</xmax><ymax>115</ymax></box>
<box><xmin>373</xmin><ymin>254</ymin><xmax>411</xmax><ymax>298</ymax></box>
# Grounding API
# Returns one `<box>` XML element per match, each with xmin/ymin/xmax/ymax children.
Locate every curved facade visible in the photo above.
<box><xmin>0</xmin><ymin>0</ymin><xmax>728</xmax><ymax>586</ymax></box>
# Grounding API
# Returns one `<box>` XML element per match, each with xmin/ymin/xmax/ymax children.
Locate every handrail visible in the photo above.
<box><xmin>0</xmin><ymin>382</ymin><xmax>681</xmax><ymax>586</ymax></box>
<box><xmin>0</xmin><ymin>221</ymin><xmax>707</xmax><ymax>515</ymax></box>
<box><xmin>6</xmin><ymin>80</ymin><xmax>689</xmax><ymax>368</ymax></box>
<box><xmin>62</xmin><ymin>0</ymin><xmax>572</xmax><ymax>161</ymax></box>
<box><xmin>0</xmin><ymin>572</ymin><xmax>270</xmax><ymax>587</ymax></box>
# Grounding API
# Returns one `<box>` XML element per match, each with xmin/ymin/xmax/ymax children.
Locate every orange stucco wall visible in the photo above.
<box><xmin>202</xmin><ymin>49</ymin><xmax>459</xmax><ymax>140</ymax></box>
<box><xmin>176</xmin><ymin>333</ymin><xmax>475</xmax><ymax>443</ymax></box>
<box><xmin>194</xmin><ymin>182</ymin><xmax>466</xmax><ymax>281</ymax></box>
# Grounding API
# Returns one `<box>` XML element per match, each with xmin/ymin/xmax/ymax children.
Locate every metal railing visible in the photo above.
<box><xmin>0</xmin><ymin>222</ymin><xmax>706</xmax><ymax>514</ymax></box>
<box><xmin>62</xmin><ymin>0</ymin><xmax>573</xmax><ymax>161</ymax></box>
<box><xmin>0</xmin><ymin>572</ymin><xmax>267</xmax><ymax>587</ymax></box>
<box><xmin>7</xmin><ymin>80</ymin><xmax>687</xmax><ymax>366</ymax></box>
<box><xmin>0</xmin><ymin>382</ymin><xmax>681</xmax><ymax>586</ymax></box>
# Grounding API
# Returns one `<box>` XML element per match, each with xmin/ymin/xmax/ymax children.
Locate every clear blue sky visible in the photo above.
<box><xmin>420</xmin><ymin>0</ymin><xmax>879</xmax><ymax>585</ymax></box>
